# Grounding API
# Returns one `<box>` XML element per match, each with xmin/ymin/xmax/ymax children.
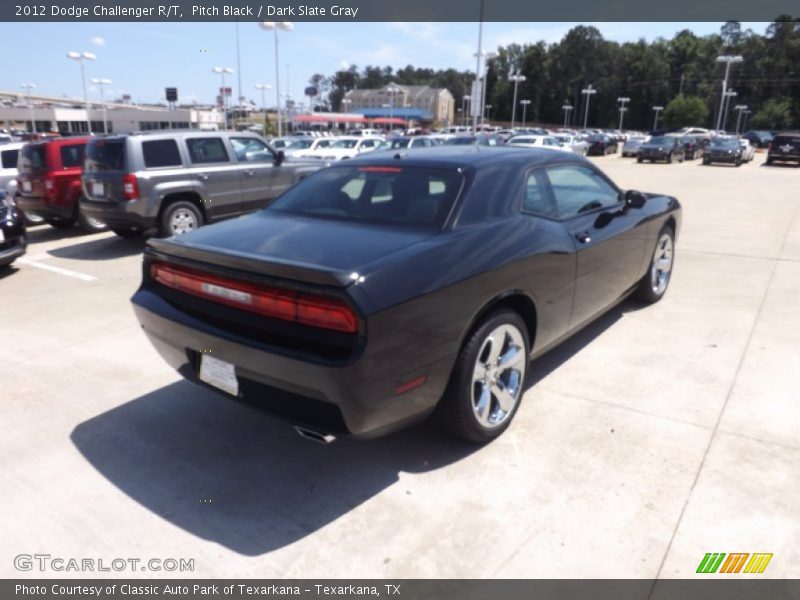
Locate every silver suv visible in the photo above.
<box><xmin>80</xmin><ymin>131</ymin><xmax>324</xmax><ymax>238</ymax></box>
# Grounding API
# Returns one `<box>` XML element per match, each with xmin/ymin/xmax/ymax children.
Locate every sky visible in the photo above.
<box><xmin>0</xmin><ymin>21</ymin><xmax>768</xmax><ymax>108</ymax></box>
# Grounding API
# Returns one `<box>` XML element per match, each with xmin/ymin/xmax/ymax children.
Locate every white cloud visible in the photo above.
<box><xmin>91</xmin><ymin>36</ymin><xmax>106</xmax><ymax>47</ymax></box>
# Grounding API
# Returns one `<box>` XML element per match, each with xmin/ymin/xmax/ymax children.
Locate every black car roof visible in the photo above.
<box><xmin>345</xmin><ymin>146</ymin><xmax>578</xmax><ymax>170</ymax></box>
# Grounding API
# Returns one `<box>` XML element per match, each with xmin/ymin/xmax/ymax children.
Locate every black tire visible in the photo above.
<box><xmin>637</xmin><ymin>156</ymin><xmax>643</xmax><ymax>163</ymax></box>
<box><xmin>735</xmin><ymin>158</ymin><xmax>742</xmax><ymax>167</ymax></box>
<box><xmin>703</xmin><ymin>158</ymin><xmax>711</xmax><ymax>165</ymax></box>
<box><xmin>666</xmin><ymin>153</ymin><xmax>672</xmax><ymax>164</ymax></box>
<box><xmin>111</xmin><ymin>227</ymin><xmax>144</xmax><ymax>239</ymax></box>
<box><xmin>679</xmin><ymin>154</ymin><xmax>684</xmax><ymax>163</ymax></box>
<box><xmin>436</xmin><ymin>309</ymin><xmax>530</xmax><ymax>444</ymax></box>
<box><xmin>635</xmin><ymin>225</ymin><xmax>675</xmax><ymax>304</ymax></box>
<box><xmin>159</xmin><ymin>200</ymin><xmax>204</xmax><ymax>237</ymax></box>
<box><xmin>45</xmin><ymin>217</ymin><xmax>76</xmax><ymax>230</ymax></box>
<box><xmin>766</xmin><ymin>157</ymin><xmax>773</xmax><ymax>165</ymax></box>
<box><xmin>23</xmin><ymin>212</ymin><xmax>44</xmax><ymax>226</ymax></box>
<box><xmin>78</xmin><ymin>203</ymin><xmax>108</xmax><ymax>233</ymax></box>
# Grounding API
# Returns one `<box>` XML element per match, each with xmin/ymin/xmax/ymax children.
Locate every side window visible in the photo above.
<box><xmin>1</xmin><ymin>149</ymin><xmax>19</xmax><ymax>169</ymax></box>
<box><xmin>361</xmin><ymin>140</ymin><xmax>375</xmax><ymax>149</ymax></box>
<box><xmin>60</xmin><ymin>145</ymin><xmax>85</xmax><ymax>168</ymax></box>
<box><xmin>545</xmin><ymin>165</ymin><xmax>620</xmax><ymax>219</ymax></box>
<box><xmin>185</xmin><ymin>137</ymin><xmax>230</xmax><ymax>164</ymax></box>
<box><xmin>230</xmin><ymin>137</ymin><xmax>273</xmax><ymax>162</ymax></box>
<box><xmin>142</xmin><ymin>139</ymin><xmax>182</xmax><ymax>168</ymax></box>
<box><xmin>523</xmin><ymin>170</ymin><xmax>555</xmax><ymax>217</ymax></box>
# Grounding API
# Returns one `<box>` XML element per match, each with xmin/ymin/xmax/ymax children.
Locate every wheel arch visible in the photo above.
<box><xmin>459</xmin><ymin>290</ymin><xmax>538</xmax><ymax>353</ymax></box>
<box><xmin>158</xmin><ymin>190</ymin><xmax>207</xmax><ymax>222</ymax></box>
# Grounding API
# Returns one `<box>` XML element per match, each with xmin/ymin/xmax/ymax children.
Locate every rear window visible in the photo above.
<box><xmin>1</xmin><ymin>148</ymin><xmax>19</xmax><ymax>169</ymax></box>
<box><xmin>18</xmin><ymin>145</ymin><xmax>46</xmax><ymax>171</ymax></box>
<box><xmin>86</xmin><ymin>139</ymin><xmax>125</xmax><ymax>171</ymax></box>
<box><xmin>268</xmin><ymin>166</ymin><xmax>463</xmax><ymax>228</ymax></box>
<box><xmin>772</xmin><ymin>136</ymin><xmax>799</xmax><ymax>146</ymax></box>
<box><xmin>60</xmin><ymin>144</ymin><xmax>86</xmax><ymax>168</ymax></box>
<box><xmin>186</xmin><ymin>137</ymin><xmax>229</xmax><ymax>164</ymax></box>
<box><xmin>143</xmin><ymin>139</ymin><xmax>182</xmax><ymax>168</ymax></box>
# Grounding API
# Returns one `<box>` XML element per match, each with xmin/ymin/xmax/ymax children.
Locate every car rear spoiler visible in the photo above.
<box><xmin>146</xmin><ymin>238</ymin><xmax>353</xmax><ymax>288</ymax></box>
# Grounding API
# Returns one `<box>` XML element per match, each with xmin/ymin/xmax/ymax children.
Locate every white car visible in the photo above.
<box><xmin>552</xmin><ymin>134</ymin><xmax>590</xmax><ymax>155</ymax></box>
<box><xmin>0</xmin><ymin>142</ymin><xmax>24</xmax><ymax>192</ymax></box>
<box><xmin>506</xmin><ymin>135</ymin><xmax>572</xmax><ymax>153</ymax></box>
<box><xmin>318</xmin><ymin>136</ymin><xmax>385</xmax><ymax>160</ymax></box>
<box><xmin>268</xmin><ymin>137</ymin><xmax>294</xmax><ymax>150</ymax></box>
<box><xmin>738</xmin><ymin>138</ymin><xmax>755</xmax><ymax>162</ymax></box>
<box><xmin>284</xmin><ymin>137</ymin><xmax>338</xmax><ymax>158</ymax></box>
<box><xmin>349</xmin><ymin>128</ymin><xmax>383</xmax><ymax>138</ymax></box>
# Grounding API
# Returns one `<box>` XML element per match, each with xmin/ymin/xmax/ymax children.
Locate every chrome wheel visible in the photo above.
<box><xmin>471</xmin><ymin>324</ymin><xmax>527</xmax><ymax>429</ymax></box>
<box><xmin>169</xmin><ymin>208</ymin><xmax>198</xmax><ymax>235</ymax></box>
<box><xmin>85</xmin><ymin>216</ymin><xmax>107</xmax><ymax>230</ymax></box>
<box><xmin>650</xmin><ymin>232</ymin><xmax>673</xmax><ymax>295</ymax></box>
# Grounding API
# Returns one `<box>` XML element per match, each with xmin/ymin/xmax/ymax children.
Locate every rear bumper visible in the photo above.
<box><xmin>768</xmin><ymin>153</ymin><xmax>800</xmax><ymax>162</ymax></box>
<box><xmin>15</xmin><ymin>195</ymin><xmax>74</xmax><ymax>220</ymax></box>
<box><xmin>0</xmin><ymin>224</ymin><xmax>27</xmax><ymax>266</ymax></box>
<box><xmin>80</xmin><ymin>198</ymin><xmax>153</xmax><ymax>230</ymax></box>
<box><xmin>131</xmin><ymin>289</ymin><xmax>453</xmax><ymax>438</ymax></box>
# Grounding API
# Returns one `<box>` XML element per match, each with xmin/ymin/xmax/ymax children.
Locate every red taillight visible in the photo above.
<box><xmin>122</xmin><ymin>173</ymin><xmax>139</xmax><ymax>201</ymax></box>
<box><xmin>150</xmin><ymin>262</ymin><xmax>358</xmax><ymax>333</ymax></box>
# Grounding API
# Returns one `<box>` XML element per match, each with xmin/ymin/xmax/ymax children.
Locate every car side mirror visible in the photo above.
<box><xmin>274</xmin><ymin>150</ymin><xmax>285</xmax><ymax>166</ymax></box>
<box><xmin>624</xmin><ymin>190</ymin><xmax>647</xmax><ymax>209</ymax></box>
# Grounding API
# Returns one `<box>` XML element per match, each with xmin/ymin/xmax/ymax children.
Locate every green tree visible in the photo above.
<box><xmin>750</xmin><ymin>97</ymin><xmax>793</xmax><ymax>129</ymax></box>
<box><xmin>663</xmin><ymin>94</ymin><xmax>709</xmax><ymax>126</ymax></box>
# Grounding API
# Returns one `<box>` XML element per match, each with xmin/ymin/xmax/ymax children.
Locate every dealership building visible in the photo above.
<box><xmin>0</xmin><ymin>90</ymin><xmax>223</xmax><ymax>134</ymax></box>
<box><xmin>343</xmin><ymin>83</ymin><xmax>455</xmax><ymax>126</ymax></box>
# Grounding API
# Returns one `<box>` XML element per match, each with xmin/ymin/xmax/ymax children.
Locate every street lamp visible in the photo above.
<box><xmin>259</xmin><ymin>21</ymin><xmax>293</xmax><ymax>137</ymax></box>
<box><xmin>91</xmin><ymin>78</ymin><xmax>112</xmax><ymax>134</ymax></box>
<box><xmin>617</xmin><ymin>96</ymin><xmax>630</xmax><ymax>132</ymax></box>
<box><xmin>722</xmin><ymin>90</ymin><xmax>737</xmax><ymax>132</ymax></box>
<box><xmin>20</xmin><ymin>83</ymin><xmax>36</xmax><ymax>133</ymax></box>
<box><xmin>652</xmin><ymin>105</ymin><xmax>664</xmax><ymax>130</ymax></box>
<box><xmin>386</xmin><ymin>85</ymin><xmax>402</xmax><ymax>132</ymax></box>
<box><xmin>715</xmin><ymin>55</ymin><xmax>743</xmax><ymax>132</ymax></box>
<box><xmin>581</xmin><ymin>84</ymin><xmax>596</xmax><ymax>130</ymax></box>
<box><xmin>562</xmin><ymin>104</ymin><xmax>573</xmax><ymax>128</ymax></box>
<box><xmin>212</xmin><ymin>67</ymin><xmax>234</xmax><ymax>130</ymax></box>
<box><xmin>734</xmin><ymin>104</ymin><xmax>749</xmax><ymax>134</ymax></box>
<box><xmin>255</xmin><ymin>83</ymin><xmax>272</xmax><ymax>112</ymax></box>
<box><xmin>67</xmin><ymin>51</ymin><xmax>96</xmax><ymax>134</ymax></box>
<box><xmin>508</xmin><ymin>70</ymin><xmax>526</xmax><ymax>129</ymax></box>
<box><xmin>520</xmin><ymin>99</ymin><xmax>531</xmax><ymax>128</ymax></box>
<box><xmin>473</xmin><ymin>50</ymin><xmax>497</xmax><ymax>128</ymax></box>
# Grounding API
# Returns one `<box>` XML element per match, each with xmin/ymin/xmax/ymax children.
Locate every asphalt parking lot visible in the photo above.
<box><xmin>1</xmin><ymin>152</ymin><xmax>798</xmax><ymax>579</ymax></box>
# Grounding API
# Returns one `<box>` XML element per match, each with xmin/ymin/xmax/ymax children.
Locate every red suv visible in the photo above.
<box><xmin>15</xmin><ymin>137</ymin><xmax>106</xmax><ymax>232</ymax></box>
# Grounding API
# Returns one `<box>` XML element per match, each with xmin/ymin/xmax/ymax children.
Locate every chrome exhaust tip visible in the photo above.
<box><xmin>294</xmin><ymin>425</ymin><xmax>336</xmax><ymax>445</ymax></box>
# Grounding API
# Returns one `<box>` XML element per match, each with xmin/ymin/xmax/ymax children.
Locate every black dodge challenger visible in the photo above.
<box><xmin>132</xmin><ymin>147</ymin><xmax>681</xmax><ymax>443</ymax></box>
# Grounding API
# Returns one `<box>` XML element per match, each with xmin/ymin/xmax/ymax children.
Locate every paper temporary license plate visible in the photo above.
<box><xmin>199</xmin><ymin>354</ymin><xmax>239</xmax><ymax>396</ymax></box>
<box><xmin>92</xmin><ymin>181</ymin><xmax>104</xmax><ymax>196</ymax></box>
<box><xmin>22</xmin><ymin>181</ymin><xmax>31</xmax><ymax>192</ymax></box>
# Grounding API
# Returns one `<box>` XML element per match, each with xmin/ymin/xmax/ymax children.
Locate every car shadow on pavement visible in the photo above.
<box><xmin>524</xmin><ymin>298</ymin><xmax>644</xmax><ymax>390</ymax></box>
<box><xmin>70</xmin><ymin>380</ymin><xmax>478</xmax><ymax>556</ymax></box>
<box><xmin>47</xmin><ymin>235</ymin><xmax>147</xmax><ymax>261</ymax></box>
<box><xmin>25</xmin><ymin>225</ymin><xmax>89</xmax><ymax>244</ymax></box>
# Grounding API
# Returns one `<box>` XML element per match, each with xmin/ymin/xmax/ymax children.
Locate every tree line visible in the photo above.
<box><xmin>316</xmin><ymin>18</ymin><xmax>799</xmax><ymax>131</ymax></box>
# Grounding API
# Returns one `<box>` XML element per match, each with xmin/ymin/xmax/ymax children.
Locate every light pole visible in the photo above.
<box><xmin>722</xmin><ymin>90</ymin><xmax>737</xmax><ymax>132</ymax></box>
<box><xmin>484</xmin><ymin>104</ymin><xmax>493</xmax><ymax>122</ymax></box>
<box><xmin>617</xmin><ymin>96</ymin><xmax>630</xmax><ymax>132</ymax></box>
<box><xmin>508</xmin><ymin>70</ymin><xmax>526</xmax><ymax>129</ymax></box>
<box><xmin>67</xmin><ymin>51</ymin><xmax>96</xmax><ymax>134</ymax></box>
<box><xmin>715</xmin><ymin>55</ymin><xmax>743</xmax><ymax>132</ymax></box>
<box><xmin>562</xmin><ymin>104</ymin><xmax>573</xmax><ymax>128</ymax></box>
<box><xmin>386</xmin><ymin>85</ymin><xmax>401</xmax><ymax>132</ymax></box>
<box><xmin>91</xmin><ymin>78</ymin><xmax>111</xmax><ymax>134</ymax></box>
<box><xmin>581</xmin><ymin>84</ymin><xmax>596</xmax><ymax>130</ymax></box>
<box><xmin>473</xmin><ymin>50</ymin><xmax>497</xmax><ymax>128</ymax></box>
<box><xmin>520</xmin><ymin>99</ymin><xmax>531</xmax><ymax>128</ymax></box>
<box><xmin>20</xmin><ymin>83</ymin><xmax>36</xmax><ymax>133</ymax></box>
<box><xmin>463</xmin><ymin>96</ymin><xmax>471</xmax><ymax>126</ymax></box>
<box><xmin>212</xmin><ymin>67</ymin><xmax>234</xmax><ymax>130</ymax></box>
<box><xmin>734</xmin><ymin>104</ymin><xmax>748</xmax><ymax>134</ymax></box>
<box><xmin>652</xmin><ymin>105</ymin><xmax>664</xmax><ymax>130</ymax></box>
<box><xmin>472</xmin><ymin>0</ymin><xmax>485</xmax><ymax>133</ymax></box>
<box><xmin>259</xmin><ymin>21</ymin><xmax>293</xmax><ymax>137</ymax></box>
<box><xmin>742</xmin><ymin>108</ymin><xmax>751</xmax><ymax>132</ymax></box>
<box><xmin>255</xmin><ymin>83</ymin><xmax>271</xmax><ymax>112</ymax></box>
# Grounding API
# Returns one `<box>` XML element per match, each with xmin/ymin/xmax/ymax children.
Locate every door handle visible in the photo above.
<box><xmin>198</xmin><ymin>173</ymin><xmax>209</xmax><ymax>181</ymax></box>
<box><xmin>575</xmin><ymin>231</ymin><xmax>592</xmax><ymax>244</ymax></box>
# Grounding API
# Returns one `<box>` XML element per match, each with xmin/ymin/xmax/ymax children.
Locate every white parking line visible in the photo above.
<box><xmin>17</xmin><ymin>258</ymin><xmax>97</xmax><ymax>282</ymax></box>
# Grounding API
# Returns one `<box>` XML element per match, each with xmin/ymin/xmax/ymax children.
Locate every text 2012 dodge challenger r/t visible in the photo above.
<box><xmin>132</xmin><ymin>147</ymin><xmax>681</xmax><ymax>443</ymax></box>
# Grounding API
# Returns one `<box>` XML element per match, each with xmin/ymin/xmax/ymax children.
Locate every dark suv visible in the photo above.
<box><xmin>80</xmin><ymin>131</ymin><xmax>324</xmax><ymax>238</ymax></box>
<box><xmin>767</xmin><ymin>132</ymin><xmax>800</xmax><ymax>166</ymax></box>
<box><xmin>15</xmin><ymin>137</ymin><xmax>107</xmax><ymax>232</ymax></box>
